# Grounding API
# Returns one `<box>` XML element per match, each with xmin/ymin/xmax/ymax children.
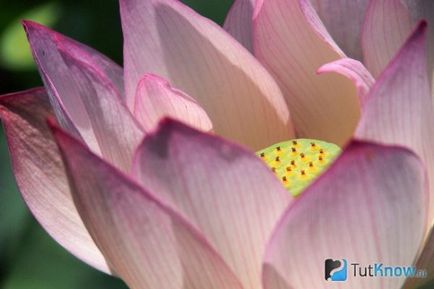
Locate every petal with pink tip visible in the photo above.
<box><xmin>356</xmin><ymin>21</ymin><xmax>434</xmax><ymax>289</ymax></box>
<box><xmin>133</xmin><ymin>74</ymin><xmax>212</xmax><ymax>132</ymax></box>
<box><xmin>22</xmin><ymin>21</ymin><xmax>125</xmax><ymax>96</ymax></box>
<box><xmin>263</xmin><ymin>142</ymin><xmax>428</xmax><ymax>289</ymax></box>
<box><xmin>401</xmin><ymin>0</ymin><xmax>434</xmax><ymax>94</ymax></box>
<box><xmin>52</xmin><ymin>125</ymin><xmax>243</xmax><ymax>289</ymax></box>
<box><xmin>120</xmin><ymin>0</ymin><xmax>294</xmax><ymax>150</ymax></box>
<box><xmin>317</xmin><ymin>58</ymin><xmax>375</xmax><ymax>107</ymax></box>
<box><xmin>362</xmin><ymin>0</ymin><xmax>414</xmax><ymax>77</ymax></box>
<box><xmin>356</xmin><ymin>22</ymin><xmax>434</xmax><ymax>221</ymax></box>
<box><xmin>23</xmin><ymin>21</ymin><xmax>144</xmax><ymax>171</ymax></box>
<box><xmin>253</xmin><ymin>0</ymin><xmax>361</xmax><ymax>146</ymax></box>
<box><xmin>132</xmin><ymin>119</ymin><xmax>292</xmax><ymax>289</ymax></box>
<box><xmin>310</xmin><ymin>0</ymin><xmax>370</xmax><ymax>60</ymax></box>
<box><xmin>223</xmin><ymin>0</ymin><xmax>256</xmax><ymax>51</ymax></box>
<box><xmin>0</xmin><ymin>88</ymin><xmax>109</xmax><ymax>273</ymax></box>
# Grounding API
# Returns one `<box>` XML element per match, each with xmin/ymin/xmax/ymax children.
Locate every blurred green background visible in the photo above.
<box><xmin>0</xmin><ymin>1</ymin><xmax>232</xmax><ymax>288</ymax></box>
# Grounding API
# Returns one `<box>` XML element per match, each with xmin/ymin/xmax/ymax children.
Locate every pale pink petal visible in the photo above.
<box><xmin>310</xmin><ymin>0</ymin><xmax>370</xmax><ymax>60</ymax></box>
<box><xmin>23</xmin><ymin>21</ymin><xmax>144</xmax><ymax>171</ymax></box>
<box><xmin>263</xmin><ymin>142</ymin><xmax>428</xmax><ymax>289</ymax></box>
<box><xmin>0</xmin><ymin>88</ymin><xmax>109</xmax><ymax>273</ymax></box>
<box><xmin>120</xmin><ymin>0</ymin><xmax>294</xmax><ymax>150</ymax></box>
<box><xmin>223</xmin><ymin>0</ymin><xmax>256</xmax><ymax>51</ymax></box>
<box><xmin>253</xmin><ymin>0</ymin><xmax>361</xmax><ymax>146</ymax></box>
<box><xmin>356</xmin><ymin>22</ymin><xmax>434</xmax><ymax>222</ymax></box>
<box><xmin>317</xmin><ymin>58</ymin><xmax>375</xmax><ymax>107</ymax></box>
<box><xmin>133</xmin><ymin>74</ymin><xmax>212</xmax><ymax>132</ymax></box>
<box><xmin>52</xmin><ymin>125</ymin><xmax>243</xmax><ymax>289</ymax></box>
<box><xmin>362</xmin><ymin>0</ymin><xmax>414</xmax><ymax>77</ymax></box>
<box><xmin>132</xmin><ymin>119</ymin><xmax>292</xmax><ymax>289</ymax></box>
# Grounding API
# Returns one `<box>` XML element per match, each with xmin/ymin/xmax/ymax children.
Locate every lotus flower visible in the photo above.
<box><xmin>0</xmin><ymin>0</ymin><xmax>433</xmax><ymax>288</ymax></box>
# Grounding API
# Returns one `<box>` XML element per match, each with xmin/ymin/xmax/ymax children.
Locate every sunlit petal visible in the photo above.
<box><xmin>120</xmin><ymin>0</ymin><xmax>294</xmax><ymax>150</ymax></box>
<box><xmin>253</xmin><ymin>0</ymin><xmax>361</xmax><ymax>146</ymax></box>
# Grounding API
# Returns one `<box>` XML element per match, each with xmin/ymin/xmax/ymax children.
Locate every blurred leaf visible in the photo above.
<box><xmin>419</xmin><ymin>280</ymin><xmax>434</xmax><ymax>289</ymax></box>
<box><xmin>1</xmin><ymin>219</ymin><xmax>128</xmax><ymax>289</ymax></box>
<box><xmin>182</xmin><ymin>0</ymin><xmax>233</xmax><ymax>24</ymax></box>
<box><xmin>0</xmin><ymin>126</ymin><xmax>28</xmax><ymax>263</ymax></box>
<box><xmin>0</xmin><ymin>2</ymin><xmax>61</xmax><ymax>71</ymax></box>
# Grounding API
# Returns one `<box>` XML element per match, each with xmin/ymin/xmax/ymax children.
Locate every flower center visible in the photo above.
<box><xmin>256</xmin><ymin>139</ymin><xmax>341</xmax><ymax>196</ymax></box>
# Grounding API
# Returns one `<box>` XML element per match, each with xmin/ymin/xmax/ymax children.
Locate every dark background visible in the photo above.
<box><xmin>0</xmin><ymin>1</ymin><xmax>232</xmax><ymax>288</ymax></box>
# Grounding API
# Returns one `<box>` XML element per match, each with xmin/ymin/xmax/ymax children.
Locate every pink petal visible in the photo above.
<box><xmin>263</xmin><ymin>142</ymin><xmax>428</xmax><ymax>289</ymax></box>
<box><xmin>132</xmin><ymin>119</ymin><xmax>292</xmax><ymax>289</ymax></box>
<box><xmin>52</xmin><ymin>124</ymin><xmax>243</xmax><ymax>289</ymax></box>
<box><xmin>356</xmin><ymin>21</ymin><xmax>434</xmax><ymax>289</ymax></box>
<box><xmin>38</xmin><ymin>24</ymin><xmax>125</xmax><ymax>98</ymax></box>
<box><xmin>362</xmin><ymin>0</ymin><xmax>414</xmax><ymax>77</ymax></box>
<box><xmin>253</xmin><ymin>0</ymin><xmax>361</xmax><ymax>146</ymax></box>
<box><xmin>223</xmin><ymin>0</ymin><xmax>256</xmax><ymax>51</ymax></box>
<box><xmin>310</xmin><ymin>0</ymin><xmax>370</xmax><ymax>60</ymax></box>
<box><xmin>317</xmin><ymin>58</ymin><xmax>375</xmax><ymax>107</ymax></box>
<box><xmin>23</xmin><ymin>21</ymin><xmax>144</xmax><ymax>171</ymax></box>
<box><xmin>120</xmin><ymin>0</ymin><xmax>294</xmax><ymax>150</ymax></box>
<box><xmin>133</xmin><ymin>74</ymin><xmax>213</xmax><ymax>132</ymax></box>
<box><xmin>0</xmin><ymin>88</ymin><xmax>109</xmax><ymax>273</ymax></box>
<box><xmin>356</xmin><ymin>22</ymin><xmax>434</xmax><ymax>221</ymax></box>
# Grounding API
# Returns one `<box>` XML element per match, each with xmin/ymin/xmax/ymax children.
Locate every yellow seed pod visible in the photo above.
<box><xmin>257</xmin><ymin>139</ymin><xmax>341</xmax><ymax>196</ymax></box>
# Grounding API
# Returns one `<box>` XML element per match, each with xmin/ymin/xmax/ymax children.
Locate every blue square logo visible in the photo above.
<box><xmin>325</xmin><ymin>259</ymin><xmax>347</xmax><ymax>281</ymax></box>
